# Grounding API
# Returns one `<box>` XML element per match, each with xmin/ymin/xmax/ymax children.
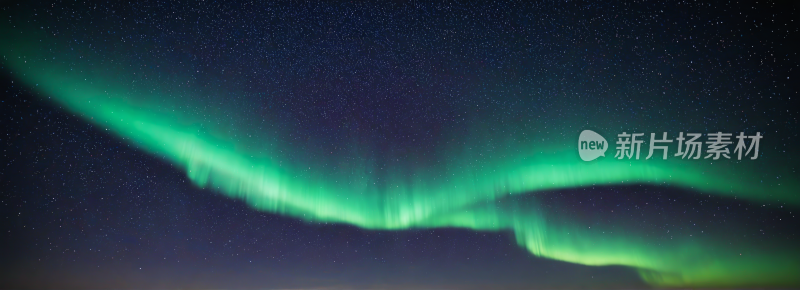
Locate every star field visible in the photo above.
<box><xmin>1</xmin><ymin>0</ymin><xmax>799</xmax><ymax>289</ymax></box>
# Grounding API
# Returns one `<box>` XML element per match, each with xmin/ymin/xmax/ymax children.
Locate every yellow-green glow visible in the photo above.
<box><xmin>3</xmin><ymin>27</ymin><xmax>799</xmax><ymax>287</ymax></box>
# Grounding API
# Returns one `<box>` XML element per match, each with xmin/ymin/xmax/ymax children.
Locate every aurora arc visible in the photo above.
<box><xmin>3</xmin><ymin>28</ymin><xmax>799</xmax><ymax>287</ymax></box>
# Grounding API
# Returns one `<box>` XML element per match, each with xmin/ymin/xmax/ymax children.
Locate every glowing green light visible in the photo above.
<box><xmin>3</xmin><ymin>27</ymin><xmax>799</xmax><ymax>287</ymax></box>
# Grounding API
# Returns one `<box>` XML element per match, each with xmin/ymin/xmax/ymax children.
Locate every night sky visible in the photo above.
<box><xmin>1</xmin><ymin>0</ymin><xmax>799</xmax><ymax>289</ymax></box>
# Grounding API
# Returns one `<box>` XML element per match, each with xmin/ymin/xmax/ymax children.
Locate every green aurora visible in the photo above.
<box><xmin>3</xmin><ymin>25</ymin><xmax>799</xmax><ymax>287</ymax></box>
